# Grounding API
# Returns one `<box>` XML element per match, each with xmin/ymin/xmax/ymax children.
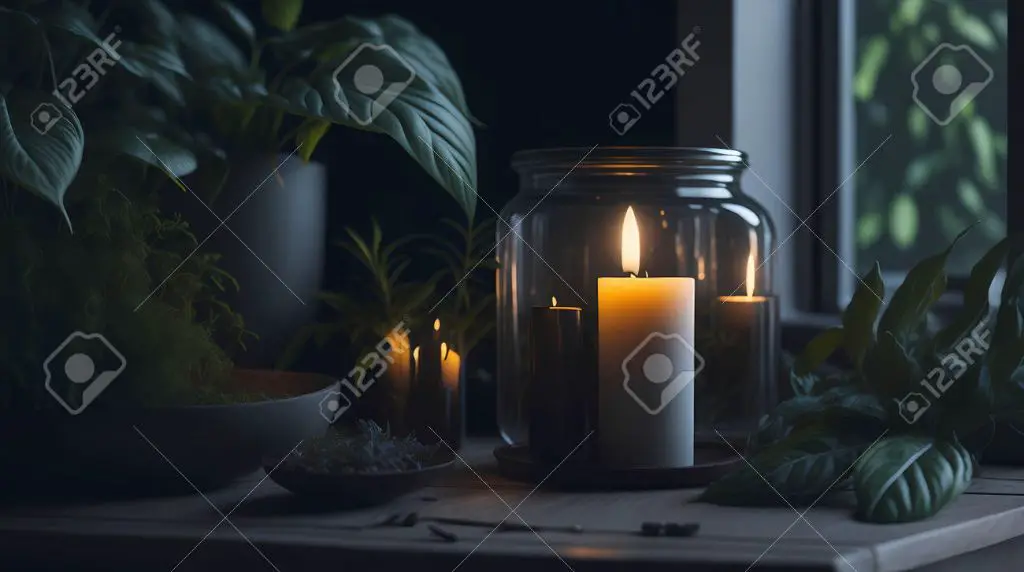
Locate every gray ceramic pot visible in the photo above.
<box><xmin>176</xmin><ymin>153</ymin><xmax>327</xmax><ymax>368</ymax></box>
<box><xmin>4</xmin><ymin>371</ymin><xmax>337</xmax><ymax>497</ymax></box>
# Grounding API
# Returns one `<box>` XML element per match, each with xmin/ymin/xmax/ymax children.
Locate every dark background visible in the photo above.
<box><xmin>252</xmin><ymin>1</ymin><xmax>696</xmax><ymax>433</ymax></box>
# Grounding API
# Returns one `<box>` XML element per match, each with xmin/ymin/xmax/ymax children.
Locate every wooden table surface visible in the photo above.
<box><xmin>4</xmin><ymin>438</ymin><xmax>1024</xmax><ymax>572</ymax></box>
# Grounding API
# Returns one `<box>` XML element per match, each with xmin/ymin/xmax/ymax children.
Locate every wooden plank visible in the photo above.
<box><xmin>3</xmin><ymin>439</ymin><xmax>1024</xmax><ymax>571</ymax></box>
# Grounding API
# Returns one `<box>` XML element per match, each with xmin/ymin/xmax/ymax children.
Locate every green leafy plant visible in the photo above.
<box><xmin>701</xmin><ymin>228</ymin><xmax>1024</xmax><ymax>523</ymax></box>
<box><xmin>170</xmin><ymin>0</ymin><xmax>479</xmax><ymax>216</ymax></box>
<box><xmin>854</xmin><ymin>0</ymin><xmax>1006</xmax><ymax>268</ymax></box>
<box><xmin>280</xmin><ymin>215</ymin><xmax>496</xmax><ymax>369</ymax></box>
<box><xmin>0</xmin><ymin>1</ymin><xmax>258</xmax><ymax>410</ymax></box>
<box><xmin>0</xmin><ymin>0</ymin><xmax>200</xmax><ymax>223</ymax></box>
<box><xmin>0</xmin><ymin>0</ymin><xmax>479</xmax><ymax>222</ymax></box>
<box><xmin>426</xmin><ymin>216</ymin><xmax>498</xmax><ymax>360</ymax></box>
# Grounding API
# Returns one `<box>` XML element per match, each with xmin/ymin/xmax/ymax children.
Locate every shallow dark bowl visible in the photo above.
<box><xmin>265</xmin><ymin>458</ymin><xmax>455</xmax><ymax>509</ymax></box>
<box><xmin>1</xmin><ymin>370</ymin><xmax>337</xmax><ymax>499</ymax></box>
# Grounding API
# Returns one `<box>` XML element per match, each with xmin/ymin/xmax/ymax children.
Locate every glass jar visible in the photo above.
<box><xmin>498</xmin><ymin>147</ymin><xmax>778</xmax><ymax>446</ymax></box>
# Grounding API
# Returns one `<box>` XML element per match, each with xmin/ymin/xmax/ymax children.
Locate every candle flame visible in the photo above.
<box><xmin>433</xmin><ymin>318</ymin><xmax>440</xmax><ymax>332</ymax></box>
<box><xmin>551</xmin><ymin>296</ymin><xmax>557</xmax><ymax>307</ymax></box>
<box><xmin>621</xmin><ymin>206</ymin><xmax>640</xmax><ymax>276</ymax></box>
<box><xmin>441</xmin><ymin>342</ymin><xmax>448</xmax><ymax>359</ymax></box>
<box><xmin>413</xmin><ymin>346</ymin><xmax>420</xmax><ymax>361</ymax></box>
<box><xmin>746</xmin><ymin>254</ymin><xmax>756</xmax><ymax>297</ymax></box>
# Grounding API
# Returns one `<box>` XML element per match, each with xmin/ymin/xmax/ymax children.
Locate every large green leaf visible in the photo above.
<box><xmin>117</xmin><ymin>41</ymin><xmax>191</xmax><ymax>104</ymax></box>
<box><xmin>934</xmin><ymin>238</ymin><xmax>1008</xmax><ymax>352</ymax></box>
<box><xmin>701</xmin><ymin>427</ymin><xmax>872</xmax><ymax>506</ymax></box>
<box><xmin>863</xmin><ymin>332</ymin><xmax>918</xmax><ymax>400</ymax></box>
<box><xmin>877</xmin><ymin>225</ymin><xmax>974</xmax><ymax>339</ymax></box>
<box><xmin>793</xmin><ymin>326</ymin><xmax>844</xmax><ymax>375</ymax></box>
<box><xmin>89</xmin><ymin>126</ymin><xmax>197</xmax><ymax>177</ymax></box>
<box><xmin>748</xmin><ymin>386</ymin><xmax>887</xmax><ymax>452</ymax></box>
<box><xmin>853</xmin><ymin>436</ymin><xmax>972</xmax><ymax>523</ymax></box>
<box><xmin>0</xmin><ymin>89</ymin><xmax>83</xmax><ymax>226</ymax></box>
<box><xmin>215</xmin><ymin>0</ymin><xmax>256</xmax><ymax>46</ymax></box>
<box><xmin>266</xmin><ymin>16</ymin><xmax>472</xmax><ymax>119</ymax></box>
<box><xmin>265</xmin><ymin>34</ymin><xmax>477</xmax><ymax>215</ymax></box>
<box><xmin>177</xmin><ymin>15</ymin><xmax>248</xmax><ymax>74</ymax></box>
<box><xmin>842</xmin><ymin>262</ymin><xmax>884</xmax><ymax>367</ymax></box>
<box><xmin>262</xmin><ymin>0</ymin><xmax>303</xmax><ymax>32</ymax></box>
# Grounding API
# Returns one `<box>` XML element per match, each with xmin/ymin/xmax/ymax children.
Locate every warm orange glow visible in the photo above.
<box><xmin>697</xmin><ymin>257</ymin><xmax>706</xmax><ymax>281</ymax></box>
<box><xmin>551</xmin><ymin>296</ymin><xmax>557</xmax><ymax>307</ymax></box>
<box><xmin>440</xmin><ymin>342</ymin><xmax>448</xmax><ymax>358</ymax></box>
<box><xmin>433</xmin><ymin>318</ymin><xmax>440</xmax><ymax>332</ymax></box>
<box><xmin>412</xmin><ymin>346</ymin><xmax>420</xmax><ymax>361</ymax></box>
<box><xmin>746</xmin><ymin>254</ymin><xmax>756</xmax><ymax>298</ymax></box>
<box><xmin>621</xmin><ymin>206</ymin><xmax>640</xmax><ymax>275</ymax></box>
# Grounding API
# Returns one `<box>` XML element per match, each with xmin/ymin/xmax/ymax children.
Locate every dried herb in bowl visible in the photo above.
<box><xmin>284</xmin><ymin>420</ymin><xmax>442</xmax><ymax>474</ymax></box>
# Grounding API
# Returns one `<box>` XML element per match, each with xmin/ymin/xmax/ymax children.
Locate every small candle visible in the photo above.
<box><xmin>529</xmin><ymin>297</ymin><xmax>588</xmax><ymax>462</ymax></box>
<box><xmin>407</xmin><ymin>319</ymin><xmax>463</xmax><ymax>449</ymax></box>
<box><xmin>598</xmin><ymin>207</ymin><xmax>696</xmax><ymax>468</ymax></box>
<box><xmin>710</xmin><ymin>254</ymin><xmax>779</xmax><ymax>443</ymax></box>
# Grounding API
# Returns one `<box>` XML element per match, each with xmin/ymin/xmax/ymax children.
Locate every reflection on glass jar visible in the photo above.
<box><xmin>498</xmin><ymin>147</ymin><xmax>779</xmax><ymax>446</ymax></box>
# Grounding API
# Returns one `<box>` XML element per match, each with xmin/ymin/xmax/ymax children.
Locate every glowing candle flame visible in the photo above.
<box><xmin>433</xmin><ymin>318</ymin><xmax>440</xmax><ymax>332</ymax></box>
<box><xmin>621</xmin><ymin>206</ymin><xmax>640</xmax><ymax>276</ymax></box>
<box><xmin>441</xmin><ymin>342</ymin><xmax>450</xmax><ymax>360</ymax></box>
<box><xmin>413</xmin><ymin>346</ymin><xmax>420</xmax><ymax>361</ymax></box>
<box><xmin>551</xmin><ymin>296</ymin><xmax>557</xmax><ymax>307</ymax></box>
<box><xmin>746</xmin><ymin>254</ymin><xmax>756</xmax><ymax>298</ymax></box>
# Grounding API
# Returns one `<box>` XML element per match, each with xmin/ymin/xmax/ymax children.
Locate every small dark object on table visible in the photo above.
<box><xmin>664</xmin><ymin>522</ymin><xmax>700</xmax><ymax>537</ymax></box>
<box><xmin>401</xmin><ymin>512</ymin><xmax>420</xmax><ymax>527</ymax></box>
<box><xmin>427</xmin><ymin>524</ymin><xmax>459</xmax><ymax>542</ymax></box>
<box><xmin>640</xmin><ymin>522</ymin><xmax>664</xmax><ymax>537</ymax></box>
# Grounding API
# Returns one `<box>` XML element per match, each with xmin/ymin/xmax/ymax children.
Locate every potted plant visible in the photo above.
<box><xmin>700</xmin><ymin>228</ymin><xmax>1024</xmax><ymax>523</ymax></box>
<box><xmin>142</xmin><ymin>0</ymin><xmax>480</xmax><ymax>366</ymax></box>
<box><xmin>0</xmin><ymin>1</ymin><xmax>335</xmax><ymax>495</ymax></box>
<box><xmin>278</xmin><ymin>215</ymin><xmax>495</xmax><ymax>440</ymax></box>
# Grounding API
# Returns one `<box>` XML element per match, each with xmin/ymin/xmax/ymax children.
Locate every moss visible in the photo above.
<box><xmin>0</xmin><ymin>171</ymin><xmax>250</xmax><ymax>410</ymax></box>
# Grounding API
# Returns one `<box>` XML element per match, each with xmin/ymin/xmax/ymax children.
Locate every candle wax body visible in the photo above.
<box><xmin>598</xmin><ymin>277</ymin><xmax>696</xmax><ymax>468</ymax></box>
<box><xmin>708</xmin><ymin>296</ymin><xmax>779</xmax><ymax>442</ymax></box>
<box><xmin>529</xmin><ymin>306</ymin><xmax>588</xmax><ymax>462</ymax></box>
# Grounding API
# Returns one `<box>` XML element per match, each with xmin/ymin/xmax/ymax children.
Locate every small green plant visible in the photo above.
<box><xmin>701</xmin><ymin>227</ymin><xmax>1024</xmax><ymax>523</ymax></box>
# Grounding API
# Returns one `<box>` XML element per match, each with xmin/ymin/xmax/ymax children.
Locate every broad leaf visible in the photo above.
<box><xmin>749</xmin><ymin>386</ymin><xmax>887</xmax><ymax>452</ymax></box>
<box><xmin>863</xmin><ymin>332</ymin><xmax>918</xmax><ymax>400</ymax></box>
<box><xmin>294</xmin><ymin>118</ymin><xmax>330</xmax><ymax>161</ymax></box>
<box><xmin>794</xmin><ymin>326</ymin><xmax>844</xmax><ymax>375</ymax></box>
<box><xmin>1006</xmin><ymin>251</ymin><xmax>1024</xmax><ymax>298</ymax></box>
<box><xmin>843</xmin><ymin>262</ymin><xmax>884</xmax><ymax>366</ymax></box>
<box><xmin>266</xmin><ymin>16</ymin><xmax>472</xmax><ymax>120</ymax></box>
<box><xmin>177</xmin><ymin>15</ymin><xmax>248</xmax><ymax>74</ymax></box>
<box><xmin>215</xmin><ymin>1</ymin><xmax>256</xmax><ymax>46</ymax></box>
<box><xmin>0</xmin><ymin>89</ymin><xmax>83</xmax><ymax>226</ymax></box>
<box><xmin>262</xmin><ymin>0</ymin><xmax>303</xmax><ymax>32</ymax></box>
<box><xmin>877</xmin><ymin>225</ymin><xmax>974</xmax><ymax>339</ymax></box>
<box><xmin>701</xmin><ymin>427</ymin><xmax>872</xmax><ymax>506</ymax></box>
<box><xmin>89</xmin><ymin>126</ymin><xmax>198</xmax><ymax>177</ymax></box>
<box><xmin>266</xmin><ymin>42</ymin><xmax>477</xmax><ymax>215</ymax></box>
<box><xmin>117</xmin><ymin>41</ymin><xmax>191</xmax><ymax>104</ymax></box>
<box><xmin>853</xmin><ymin>436</ymin><xmax>972</xmax><ymax>523</ymax></box>
<box><xmin>934</xmin><ymin>238</ymin><xmax>1008</xmax><ymax>351</ymax></box>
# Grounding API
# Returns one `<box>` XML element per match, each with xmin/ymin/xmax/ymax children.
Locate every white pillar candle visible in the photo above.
<box><xmin>598</xmin><ymin>207</ymin><xmax>696</xmax><ymax>468</ymax></box>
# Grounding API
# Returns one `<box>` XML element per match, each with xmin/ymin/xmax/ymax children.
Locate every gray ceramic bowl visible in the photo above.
<box><xmin>6</xmin><ymin>370</ymin><xmax>337</xmax><ymax>497</ymax></box>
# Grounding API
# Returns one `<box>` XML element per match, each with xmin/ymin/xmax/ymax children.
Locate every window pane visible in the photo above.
<box><xmin>845</xmin><ymin>0</ymin><xmax>1007</xmax><ymax>279</ymax></box>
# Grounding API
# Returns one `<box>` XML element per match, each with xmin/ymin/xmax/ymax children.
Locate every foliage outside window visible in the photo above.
<box><xmin>852</xmin><ymin>0</ymin><xmax>1007</xmax><ymax>275</ymax></box>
